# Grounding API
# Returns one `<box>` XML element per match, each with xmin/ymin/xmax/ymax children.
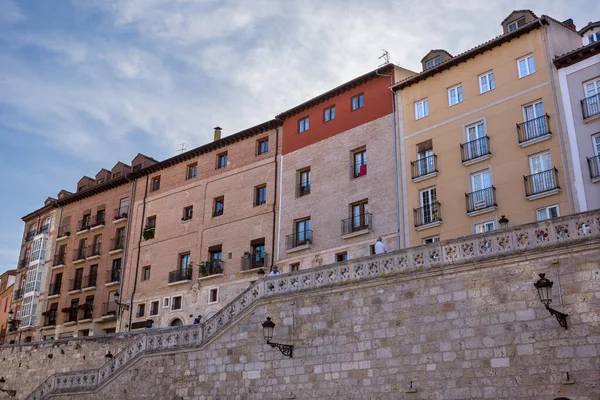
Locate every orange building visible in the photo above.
<box><xmin>0</xmin><ymin>270</ymin><xmax>16</xmax><ymax>344</ymax></box>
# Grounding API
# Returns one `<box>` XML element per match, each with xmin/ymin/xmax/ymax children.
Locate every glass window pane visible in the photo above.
<box><xmin>527</xmin><ymin>56</ymin><xmax>535</xmax><ymax>74</ymax></box>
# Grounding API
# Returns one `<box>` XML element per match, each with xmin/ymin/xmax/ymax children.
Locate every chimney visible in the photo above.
<box><xmin>214</xmin><ymin>126</ymin><xmax>222</xmax><ymax>142</ymax></box>
<box><xmin>562</xmin><ymin>18</ymin><xmax>576</xmax><ymax>31</ymax></box>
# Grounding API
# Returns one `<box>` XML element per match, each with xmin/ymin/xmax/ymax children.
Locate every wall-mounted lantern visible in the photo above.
<box><xmin>534</xmin><ymin>273</ymin><xmax>568</xmax><ymax>329</ymax></box>
<box><xmin>499</xmin><ymin>215</ymin><xmax>509</xmax><ymax>229</ymax></box>
<box><xmin>261</xmin><ymin>317</ymin><xmax>294</xmax><ymax>358</ymax></box>
<box><xmin>105</xmin><ymin>351</ymin><xmax>114</xmax><ymax>361</ymax></box>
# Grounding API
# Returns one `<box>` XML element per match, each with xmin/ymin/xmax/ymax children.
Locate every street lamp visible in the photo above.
<box><xmin>499</xmin><ymin>215</ymin><xmax>509</xmax><ymax>229</ymax></box>
<box><xmin>0</xmin><ymin>377</ymin><xmax>16</xmax><ymax>397</ymax></box>
<box><xmin>105</xmin><ymin>351</ymin><xmax>114</xmax><ymax>361</ymax></box>
<box><xmin>113</xmin><ymin>292</ymin><xmax>129</xmax><ymax>311</ymax></box>
<box><xmin>261</xmin><ymin>317</ymin><xmax>294</xmax><ymax>358</ymax></box>
<box><xmin>534</xmin><ymin>273</ymin><xmax>568</xmax><ymax>329</ymax></box>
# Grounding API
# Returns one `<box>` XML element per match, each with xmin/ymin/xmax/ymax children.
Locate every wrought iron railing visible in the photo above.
<box><xmin>73</xmin><ymin>248</ymin><xmax>86</xmax><ymax>262</ymax></box>
<box><xmin>465</xmin><ymin>187</ymin><xmax>497</xmax><ymax>213</ymax></box>
<box><xmin>13</xmin><ymin>288</ymin><xmax>24</xmax><ymax>301</ymax></box>
<box><xmin>285</xmin><ymin>230</ymin><xmax>313</xmax><ymax>250</ymax></box>
<box><xmin>57</xmin><ymin>224</ymin><xmax>71</xmax><ymax>238</ymax></box>
<box><xmin>410</xmin><ymin>155</ymin><xmax>437</xmax><ymax>179</ymax></box>
<box><xmin>587</xmin><ymin>155</ymin><xmax>600</xmax><ymax>180</ymax></box>
<box><xmin>43</xmin><ymin>311</ymin><xmax>57</xmax><ymax>327</ymax></box>
<box><xmin>69</xmin><ymin>278</ymin><xmax>83</xmax><ymax>292</ymax></box>
<box><xmin>341</xmin><ymin>213</ymin><xmax>372</xmax><ymax>235</ymax></box>
<box><xmin>413</xmin><ymin>202</ymin><xmax>442</xmax><ymax>227</ymax></box>
<box><xmin>199</xmin><ymin>260</ymin><xmax>223</xmax><ymax>277</ymax></box>
<box><xmin>581</xmin><ymin>93</ymin><xmax>600</xmax><ymax>120</ymax></box>
<box><xmin>524</xmin><ymin>168</ymin><xmax>559</xmax><ymax>197</ymax></box>
<box><xmin>110</xmin><ymin>236</ymin><xmax>125</xmax><ymax>251</ymax></box>
<box><xmin>90</xmin><ymin>214</ymin><xmax>105</xmax><ymax>228</ymax></box>
<box><xmin>18</xmin><ymin>256</ymin><xmax>29</xmax><ymax>270</ymax></box>
<box><xmin>53</xmin><ymin>252</ymin><xmax>66</xmax><ymax>266</ymax></box>
<box><xmin>25</xmin><ymin>231</ymin><xmax>36</xmax><ymax>241</ymax></box>
<box><xmin>84</xmin><ymin>273</ymin><xmax>97</xmax><ymax>288</ymax></box>
<box><xmin>106</xmin><ymin>269</ymin><xmax>121</xmax><ymax>284</ymax></box>
<box><xmin>102</xmin><ymin>301</ymin><xmax>118</xmax><ymax>316</ymax></box>
<box><xmin>460</xmin><ymin>136</ymin><xmax>490</xmax><ymax>162</ymax></box>
<box><xmin>48</xmin><ymin>283</ymin><xmax>62</xmax><ymax>296</ymax></box>
<box><xmin>88</xmin><ymin>242</ymin><xmax>101</xmax><ymax>257</ymax></box>
<box><xmin>241</xmin><ymin>253</ymin><xmax>268</xmax><ymax>271</ymax></box>
<box><xmin>114</xmin><ymin>206</ymin><xmax>129</xmax><ymax>221</ymax></box>
<box><xmin>37</xmin><ymin>223</ymin><xmax>50</xmax><ymax>235</ymax></box>
<box><xmin>517</xmin><ymin>114</ymin><xmax>551</xmax><ymax>143</ymax></box>
<box><xmin>168</xmin><ymin>268</ymin><xmax>193</xmax><ymax>283</ymax></box>
<box><xmin>78</xmin><ymin>218</ymin><xmax>91</xmax><ymax>231</ymax></box>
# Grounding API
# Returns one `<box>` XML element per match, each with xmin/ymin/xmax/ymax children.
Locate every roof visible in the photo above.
<box><xmin>579</xmin><ymin>21</ymin><xmax>600</xmax><ymax>35</ymax></box>
<box><xmin>553</xmin><ymin>40</ymin><xmax>600</xmax><ymax>69</ymax></box>
<box><xmin>420</xmin><ymin>49</ymin><xmax>453</xmax><ymax>63</ymax></box>
<box><xmin>275</xmin><ymin>64</ymin><xmax>396</xmax><ymax>120</ymax></box>
<box><xmin>21</xmin><ymin>203</ymin><xmax>56</xmax><ymax>222</ymax></box>
<box><xmin>501</xmin><ymin>10</ymin><xmax>538</xmax><ymax>25</ymax></box>
<box><xmin>392</xmin><ymin>17</ymin><xmax>548</xmax><ymax>91</ymax></box>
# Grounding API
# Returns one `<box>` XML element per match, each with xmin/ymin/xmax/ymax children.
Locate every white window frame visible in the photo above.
<box><xmin>536</xmin><ymin>205</ymin><xmax>560</xmax><ymax>221</ymax></box>
<box><xmin>474</xmin><ymin>221</ymin><xmax>496</xmax><ymax>234</ymax></box>
<box><xmin>415</xmin><ymin>99</ymin><xmax>429</xmax><ymax>120</ymax></box>
<box><xmin>149</xmin><ymin>300</ymin><xmax>159</xmax><ymax>316</ymax></box>
<box><xmin>422</xmin><ymin>236</ymin><xmax>440</xmax><ymax>245</ymax></box>
<box><xmin>425</xmin><ymin>57</ymin><xmax>440</xmax><ymax>69</ymax></box>
<box><xmin>447</xmin><ymin>84</ymin><xmax>463</xmax><ymax>106</ymax></box>
<box><xmin>208</xmin><ymin>287</ymin><xmax>219</xmax><ymax>305</ymax></box>
<box><xmin>517</xmin><ymin>54</ymin><xmax>536</xmax><ymax>78</ymax></box>
<box><xmin>507</xmin><ymin>18</ymin><xmax>525</xmax><ymax>32</ymax></box>
<box><xmin>171</xmin><ymin>295</ymin><xmax>182</xmax><ymax>310</ymax></box>
<box><xmin>162</xmin><ymin>297</ymin><xmax>170</xmax><ymax>309</ymax></box>
<box><xmin>592</xmin><ymin>134</ymin><xmax>600</xmax><ymax>156</ymax></box>
<box><xmin>478</xmin><ymin>71</ymin><xmax>495</xmax><ymax>94</ymax></box>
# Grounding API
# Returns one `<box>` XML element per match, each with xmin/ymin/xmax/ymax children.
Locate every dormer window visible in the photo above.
<box><xmin>78</xmin><ymin>186</ymin><xmax>86</xmax><ymax>192</ymax></box>
<box><xmin>507</xmin><ymin>17</ymin><xmax>526</xmax><ymax>32</ymax></box>
<box><xmin>425</xmin><ymin>57</ymin><xmax>441</xmax><ymax>70</ymax></box>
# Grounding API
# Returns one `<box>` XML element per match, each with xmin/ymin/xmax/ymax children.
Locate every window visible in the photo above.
<box><xmin>96</xmin><ymin>178</ymin><xmax>104</xmax><ymax>184</ymax></box>
<box><xmin>353</xmin><ymin>149</ymin><xmax>367</xmax><ymax>178</ymax></box>
<box><xmin>537</xmin><ymin>205</ymin><xmax>559</xmax><ymax>221</ymax></box>
<box><xmin>186</xmin><ymin>163</ymin><xmax>198</xmax><ymax>180</ymax></box>
<box><xmin>254</xmin><ymin>185</ymin><xmax>267</xmax><ymax>206</ymax></box>
<box><xmin>422</xmin><ymin>236</ymin><xmax>440</xmax><ymax>245</ymax></box>
<box><xmin>425</xmin><ymin>57</ymin><xmax>440</xmax><ymax>70</ymax></box>
<box><xmin>133</xmin><ymin>164</ymin><xmax>142</xmax><ymax>172</ymax></box>
<box><xmin>419</xmin><ymin>187</ymin><xmax>438</xmax><ymax>225</ymax></box>
<box><xmin>109</xmin><ymin>258</ymin><xmax>121</xmax><ymax>282</ymax></box>
<box><xmin>474</xmin><ymin>221</ymin><xmax>495</xmax><ymax>234</ymax></box>
<box><xmin>336</xmin><ymin>252</ymin><xmax>348</xmax><ymax>262</ymax></box>
<box><xmin>448</xmin><ymin>85</ymin><xmax>463</xmax><ymax>106</ymax></box>
<box><xmin>257</xmin><ymin>138</ymin><xmax>269</xmax><ymax>155</ymax></box>
<box><xmin>290</xmin><ymin>263</ymin><xmax>300</xmax><ymax>272</ymax></box>
<box><xmin>350</xmin><ymin>200</ymin><xmax>370</xmax><ymax>232</ymax></box>
<box><xmin>528</xmin><ymin>151</ymin><xmax>555</xmax><ymax>193</ymax></box>
<box><xmin>146</xmin><ymin>216</ymin><xmax>156</xmax><ymax>229</ymax></box>
<box><xmin>517</xmin><ymin>54</ymin><xmax>535</xmax><ymax>78</ymax></box>
<box><xmin>78</xmin><ymin>186</ymin><xmax>86</xmax><ymax>192</ymax></box>
<box><xmin>208</xmin><ymin>288</ymin><xmax>219</xmax><ymax>304</ymax></box>
<box><xmin>96</xmin><ymin>209</ymin><xmax>105</xmax><ymax>225</ymax></box>
<box><xmin>112</xmin><ymin>172</ymin><xmax>121</xmax><ymax>179</ymax></box>
<box><xmin>588</xmin><ymin>32</ymin><xmax>600</xmax><ymax>44</ymax></box>
<box><xmin>415</xmin><ymin>140</ymin><xmax>435</xmax><ymax>176</ymax></box>
<box><xmin>137</xmin><ymin>303</ymin><xmax>145</xmax><ymax>318</ymax></box>
<box><xmin>81</xmin><ymin>213</ymin><xmax>91</xmax><ymax>230</ymax></box>
<box><xmin>209</xmin><ymin>246</ymin><xmax>222</xmax><ymax>262</ymax></box>
<box><xmin>299</xmin><ymin>116</ymin><xmax>309</xmax><ymax>133</ymax></box>
<box><xmin>324</xmin><ymin>105</ymin><xmax>336</xmax><ymax>122</ymax></box>
<box><xmin>415</xmin><ymin>99</ymin><xmax>429</xmax><ymax>120</ymax></box>
<box><xmin>298</xmin><ymin>168</ymin><xmax>311</xmax><ymax>197</ymax></box>
<box><xmin>163</xmin><ymin>297</ymin><xmax>170</xmax><ymax>308</ymax></box>
<box><xmin>150</xmin><ymin>301</ymin><xmax>159</xmax><ymax>316</ymax></box>
<box><xmin>183</xmin><ymin>206</ymin><xmax>193</xmax><ymax>221</ymax></box>
<box><xmin>179</xmin><ymin>253</ymin><xmax>191</xmax><ymax>270</ymax></box>
<box><xmin>142</xmin><ymin>266</ymin><xmax>151</xmax><ymax>281</ymax></box>
<box><xmin>150</xmin><ymin>176</ymin><xmax>161</xmax><ymax>192</ymax></box>
<box><xmin>213</xmin><ymin>197</ymin><xmax>224</xmax><ymax>217</ymax></box>
<box><xmin>294</xmin><ymin>218</ymin><xmax>311</xmax><ymax>246</ymax></box>
<box><xmin>351</xmin><ymin>94</ymin><xmax>364</xmax><ymax>111</ymax></box>
<box><xmin>507</xmin><ymin>17</ymin><xmax>526</xmax><ymax>32</ymax></box>
<box><xmin>171</xmin><ymin>296</ymin><xmax>182</xmax><ymax>310</ymax></box>
<box><xmin>118</xmin><ymin>197</ymin><xmax>129</xmax><ymax>217</ymax></box>
<box><xmin>479</xmin><ymin>71</ymin><xmax>495</xmax><ymax>93</ymax></box>
<box><xmin>216</xmin><ymin>152</ymin><xmax>228</xmax><ymax>169</ymax></box>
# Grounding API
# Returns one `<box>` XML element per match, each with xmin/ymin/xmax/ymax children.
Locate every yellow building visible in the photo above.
<box><xmin>393</xmin><ymin>11</ymin><xmax>584</xmax><ymax>246</ymax></box>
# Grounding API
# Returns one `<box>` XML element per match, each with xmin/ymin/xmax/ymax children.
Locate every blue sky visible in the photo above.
<box><xmin>0</xmin><ymin>0</ymin><xmax>597</xmax><ymax>273</ymax></box>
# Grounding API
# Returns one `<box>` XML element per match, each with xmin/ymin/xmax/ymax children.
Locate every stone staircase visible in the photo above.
<box><xmin>25</xmin><ymin>210</ymin><xmax>600</xmax><ymax>399</ymax></box>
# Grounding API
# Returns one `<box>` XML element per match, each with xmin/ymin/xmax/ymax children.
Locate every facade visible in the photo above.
<box><xmin>0</xmin><ymin>270</ymin><xmax>16</xmax><ymax>344</ymax></box>
<box><xmin>121</xmin><ymin>122</ymin><xmax>280</xmax><ymax>330</ymax></box>
<box><xmin>554</xmin><ymin>28</ymin><xmax>600</xmax><ymax>212</ymax></box>
<box><xmin>275</xmin><ymin>64</ymin><xmax>415</xmax><ymax>271</ymax></box>
<box><xmin>392</xmin><ymin>11</ymin><xmax>583</xmax><ymax>246</ymax></box>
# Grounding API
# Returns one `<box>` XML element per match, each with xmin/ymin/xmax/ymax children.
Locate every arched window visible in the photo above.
<box><xmin>170</xmin><ymin>318</ymin><xmax>183</xmax><ymax>327</ymax></box>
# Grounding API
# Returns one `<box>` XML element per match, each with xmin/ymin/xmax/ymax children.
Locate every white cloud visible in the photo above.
<box><xmin>0</xmin><ymin>0</ymin><xmax>24</xmax><ymax>23</ymax></box>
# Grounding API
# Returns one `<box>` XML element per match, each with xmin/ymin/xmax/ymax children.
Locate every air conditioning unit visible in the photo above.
<box><xmin>473</xmin><ymin>201</ymin><xmax>487</xmax><ymax>210</ymax></box>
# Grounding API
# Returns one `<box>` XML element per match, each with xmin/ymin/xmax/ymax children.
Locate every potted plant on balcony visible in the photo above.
<box><xmin>243</xmin><ymin>251</ymin><xmax>251</xmax><ymax>259</ymax></box>
<box><xmin>61</xmin><ymin>307</ymin><xmax>72</xmax><ymax>313</ymax></box>
<box><xmin>199</xmin><ymin>261</ymin><xmax>208</xmax><ymax>276</ymax></box>
<box><xmin>41</xmin><ymin>311</ymin><xmax>50</xmax><ymax>317</ymax></box>
<box><xmin>78</xmin><ymin>304</ymin><xmax>92</xmax><ymax>311</ymax></box>
<box><xmin>143</xmin><ymin>227</ymin><xmax>155</xmax><ymax>240</ymax></box>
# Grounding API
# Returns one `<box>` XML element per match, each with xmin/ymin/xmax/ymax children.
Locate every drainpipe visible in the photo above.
<box><xmin>376</xmin><ymin>67</ymin><xmax>402</xmax><ymax>251</ymax></box>
<box><xmin>118</xmin><ymin>177</ymin><xmax>136</xmax><ymax>332</ymax></box>
<box><xmin>127</xmin><ymin>175</ymin><xmax>149</xmax><ymax>331</ymax></box>
<box><xmin>276</xmin><ymin>154</ymin><xmax>284</xmax><ymax>262</ymax></box>
<box><xmin>270</xmin><ymin>124</ymin><xmax>280</xmax><ymax>270</ymax></box>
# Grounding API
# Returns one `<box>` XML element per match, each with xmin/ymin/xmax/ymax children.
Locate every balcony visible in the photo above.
<box><xmin>587</xmin><ymin>155</ymin><xmax>600</xmax><ymax>183</ymax></box>
<box><xmin>581</xmin><ymin>93</ymin><xmax>600</xmax><ymax>120</ymax></box>
<box><xmin>517</xmin><ymin>114</ymin><xmax>551</xmax><ymax>146</ymax></box>
<box><xmin>465</xmin><ymin>187</ymin><xmax>497</xmax><ymax>216</ymax></box>
<box><xmin>352</xmin><ymin>161</ymin><xmax>367</xmax><ymax>178</ymax></box>
<box><xmin>13</xmin><ymin>288</ymin><xmax>24</xmax><ymax>301</ymax></box>
<box><xmin>413</xmin><ymin>202</ymin><xmax>442</xmax><ymax>230</ymax></box>
<box><xmin>285</xmin><ymin>230</ymin><xmax>313</xmax><ymax>252</ymax></box>
<box><xmin>25</xmin><ymin>231</ymin><xmax>36</xmax><ymax>242</ymax></box>
<box><xmin>102</xmin><ymin>301</ymin><xmax>118</xmax><ymax>318</ymax></box>
<box><xmin>341</xmin><ymin>213</ymin><xmax>372</xmax><ymax>238</ymax></box>
<box><xmin>241</xmin><ymin>252</ymin><xmax>269</xmax><ymax>272</ymax></box>
<box><xmin>411</xmin><ymin>155</ymin><xmax>438</xmax><ymax>182</ymax></box>
<box><xmin>43</xmin><ymin>310</ymin><xmax>57</xmax><ymax>327</ymax></box>
<box><xmin>460</xmin><ymin>136</ymin><xmax>491</xmax><ymax>165</ymax></box>
<box><xmin>110</xmin><ymin>236</ymin><xmax>125</xmax><ymax>253</ymax></box>
<box><xmin>90</xmin><ymin>214</ymin><xmax>105</xmax><ymax>230</ymax></box>
<box><xmin>199</xmin><ymin>260</ymin><xmax>223</xmax><ymax>278</ymax></box>
<box><xmin>17</xmin><ymin>256</ymin><xmax>29</xmax><ymax>270</ymax></box>
<box><xmin>168</xmin><ymin>268</ymin><xmax>193</xmax><ymax>284</ymax></box>
<box><xmin>62</xmin><ymin>306</ymin><xmax>79</xmax><ymax>323</ymax></box>
<box><xmin>69</xmin><ymin>278</ymin><xmax>83</xmax><ymax>292</ymax></box>
<box><xmin>78</xmin><ymin>218</ymin><xmax>91</xmax><ymax>232</ymax></box>
<box><xmin>53</xmin><ymin>252</ymin><xmax>66</xmax><ymax>268</ymax></box>
<box><xmin>83</xmin><ymin>274</ymin><xmax>97</xmax><ymax>290</ymax></box>
<box><xmin>296</xmin><ymin>183</ymin><xmax>311</xmax><ymax>197</ymax></box>
<box><xmin>106</xmin><ymin>269</ymin><xmax>121</xmax><ymax>285</ymax></box>
<box><xmin>524</xmin><ymin>168</ymin><xmax>561</xmax><ymax>200</ymax></box>
<box><xmin>73</xmin><ymin>248</ymin><xmax>86</xmax><ymax>263</ymax></box>
<box><xmin>113</xmin><ymin>206</ymin><xmax>129</xmax><ymax>223</ymax></box>
<box><xmin>48</xmin><ymin>283</ymin><xmax>62</xmax><ymax>297</ymax></box>
<box><xmin>80</xmin><ymin>304</ymin><xmax>94</xmax><ymax>320</ymax></box>
<box><xmin>88</xmin><ymin>242</ymin><xmax>101</xmax><ymax>259</ymax></box>
<box><xmin>57</xmin><ymin>224</ymin><xmax>71</xmax><ymax>240</ymax></box>
<box><xmin>37</xmin><ymin>223</ymin><xmax>50</xmax><ymax>235</ymax></box>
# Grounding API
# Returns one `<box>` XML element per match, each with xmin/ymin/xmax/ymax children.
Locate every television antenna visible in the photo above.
<box><xmin>378</xmin><ymin>49</ymin><xmax>390</xmax><ymax>66</ymax></box>
<box><xmin>176</xmin><ymin>143</ymin><xmax>187</xmax><ymax>154</ymax></box>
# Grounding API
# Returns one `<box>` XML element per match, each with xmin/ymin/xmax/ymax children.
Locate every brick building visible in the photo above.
<box><xmin>0</xmin><ymin>270</ymin><xmax>16</xmax><ymax>344</ymax></box>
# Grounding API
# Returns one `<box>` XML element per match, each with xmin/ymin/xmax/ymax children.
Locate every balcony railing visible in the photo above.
<box><xmin>48</xmin><ymin>282</ymin><xmax>62</xmax><ymax>296</ymax></box>
<box><xmin>64</xmin><ymin>307</ymin><xmax>79</xmax><ymax>323</ymax></box>
<box><xmin>581</xmin><ymin>93</ymin><xmax>600</xmax><ymax>120</ymax></box>
<box><xmin>352</xmin><ymin>161</ymin><xmax>367</xmax><ymax>178</ymax></box>
<box><xmin>168</xmin><ymin>268</ymin><xmax>193</xmax><ymax>283</ymax></box>
<box><xmin>43</xmin><ymin>311</ymin><xmax>57</xmax><ymax>327</ymax></box>
<box><xmin>517</xmin><ymin>114</ymin><xmax>551</xmax><ymax>144</ymax></box>
<box><xmin>18</xmin><ymin>256</ymin><xmax>29</xmax><ymax>270</ymax></box>
<box><xmin>25</xmin><ymin>231</ymin><xmax>36</xmax><ymax>241</ymax></box>
<box><xmin>465</xmin><ymin>187</ymin><xmax>497</xmax><ymax>214</ymax></box>
<box><xmin>587</xmin><ymin>155</ymin><xmax>600</xmax><ymax>180</ymax></box>
<box><xmin>460</xmin><ymin>136</ymin><xmax>490</xmax><ymax>163</ymax></box>
<box><xmin>102</xmin><ymin>301</ymin><xmax>118</xmax><ymax>316</ymax></box>
<box><xmin>524</xmin><ymin>168</ymin><xmax>560</xmax><ymax>197</ymax></box>
<box><xmin>285</xmin><ymin>230</ymin><xmax>313</xmax><ymax>250</ymax></box>
<box><xmin>69</xmin><ymin>278</ymin><xmax>83</xmax><ymax>292</ymax></box>
<box><xmin>57</xmin><ymin>224</ymin><xmax>71</xmax><ymax>238</ymax></box>
<box><xmin>13</xmin><ymin>288</ymin><xmax>24</xmax><ymax>301</ymax></box>
<box><xmin>88</xmin><ymin>242</ymin><xmax>101</xmax><ymax>257</ymax></box>
<box><xmin>413</xmin><ymin>202</ymin><xmax>442</xmax><ymax>227</ymax></box>
<box><xmin>53</xmin><ymin>252</ymin><xmax>66</xmax><ymax>266</ymax></box>
<box><xmin>241</xmin><ymin>252</ymin><xmax>269</xmax><ymax>271</ymax></box>
<box><xmin>78</xmin><ymin>218</ymin><xmax>91</xmax><ymax>231</ymax></box>
<box><xmin>38</xmin><ymin>223</ymin><xmax>50</xmax><ymax>235</ymax></box>
<box><xmin>341</xmin><ymin>213</ymin><xmax>372</xmax><ymax>235</ymax></box>
<box><xmin>199</xmin><ymin>260</ymin><xmax>223</xmax><ymax>277</ymax></box>
<box><xmin>411</xmin><ymin>155</ymin><xmax>437</xmax><ymax>179</ymax></box>
<box><xmin>73</xmin><ymin>248</ymin><xmax>86</xmax><ymax>262</ymax></box>
<box><xmin>106</xmin><ymin>269</ymin><xmax>121</xmax><ymax>284</ymax></box>
<box><xmin>110</xmin><ymin>236</ymin><xmax>125</xmax><ymax>251</ymax></box>
<box><xmin>90</xmin><ymin>214</ymin><xmax>105</xmax><ymax>228</ymax></box>
<box><xmin>81</xmin><ymin>304</ymin><xmax>94</xmax><ymax>320</ymax></box>
<box><xmin>114</xmin><ymin>206</ymin><xmax>129</xmax><ymax>221</ymax></box>
<box><xmin>296</xmin><ymin>183</ymin><xmax>311</xmax><ymax>197</ymax></box>
<box><xmin>83</xmin><ymin>273</ymin><xmax>97</xmax><ymax>288</ymax></box>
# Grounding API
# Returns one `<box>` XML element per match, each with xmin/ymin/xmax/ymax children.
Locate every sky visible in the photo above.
<box><xmin>0</xmin><ymin>0</ymin><xmax>598</xmax><ymax>274</ymax></box>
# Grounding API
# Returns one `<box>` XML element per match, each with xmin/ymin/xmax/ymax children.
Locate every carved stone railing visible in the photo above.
<box><xmin>24</xmin><ymin>210</ymin><xmax>600</xmax><ymax>399</ymax></box>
